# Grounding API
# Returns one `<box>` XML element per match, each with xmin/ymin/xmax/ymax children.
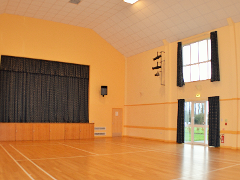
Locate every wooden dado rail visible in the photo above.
<box><xmin>0</xmin><ymin>123</ymin><xmax>94</xmax><ymax>141</ymax></box>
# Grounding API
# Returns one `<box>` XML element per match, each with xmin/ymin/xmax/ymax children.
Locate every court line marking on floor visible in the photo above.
<box><xmin>105</xmin><ymin>141</ymin><xmax>180</xmax><ymax>153</ymax></box>
<box><xmin>175</xmin><ymin>163</ymin><xmax>240</xmax><ymax>180</ymax></box>
<box><xmin>105</xmin><ymin>141</ymin><xmax>183</xmax><ymax>156</ymax></box>
<box><xmin>105</xmin><ymin>142</ymin><xmax>240</xmax><ymax>165</ymax></box>
<box><xmin>17</xmin><ymin>149</ymin><xmax>172</xmax><ymax>161</ymax></box>
<box><xmin>10</xmin><ymin>143</ymin><xmax>63</xmax><ymax>146</ymax></box>
<box><xmin>59</xmin><ymin>143</ymin><xmax>99</xmax><ymax>155</ymax></box>
<box><xmin>8</xmin><ymin>140</ymin><xmax>103</xmax><ymax>147</ymax></box>
<box><xmin>60</xmin><ymin>141</ymin><xmax>105</xmax><ymax>145</ymax></box>
<box><xmin>10</xmin><ymin>140</ymin><xmax>240</xmax><ymax>165</ymax></box>
<box><xmin>12</xmin><ymin>142</ymin><xmax>102</xmax><ymax>147</ymax></box>
<box><xmin>15</xmin><ymin>141</ymin><xmax>171</xmax><ymax>160</ymax></box>
<box><xmin>0</xmin><ymin>145</ymin><xmax>34</xmax><ymax>180</ymax></box>
<box><xmin>17</xmin><ymin>155</ymin><xmax>87</xmax><ymax>161</ymax></box>
<box><xmin>96</xmin><ymin>149</ymin><xmax>169</xmax><ymax>156</ymax></box>
<box><xmin>12</xmin><ymin>140</ymin><xmax>240</xmax><ymax>164</ymax></box>
<box><xmin>207</xmin><ymin>164</ymin><xmax>240</xmax><ymax>174</ymax></box>
<box><xmin>10</xmin><ymin>144</ymin><xmax>57</xmax><ymax>180</ymax></box>
<box><xmin>15</xmin><ymin>141</ymin><xmax>240</xmax><ymax>165</ymax></box>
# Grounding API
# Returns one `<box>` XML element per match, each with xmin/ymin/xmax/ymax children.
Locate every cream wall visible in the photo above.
<box><xmin>125</xmin><ymin>21</ymin><xmax>240</xmax><ymax>148</ymax></box>
<box><xmin>0</xmin><ymin>14</ymin><xmax>125</xmax><ymax>137</ymax></box>
<box><xmin>1</xmin><ymin>13</ymin><xmax>240</xmax><ymax>147</ymax></box>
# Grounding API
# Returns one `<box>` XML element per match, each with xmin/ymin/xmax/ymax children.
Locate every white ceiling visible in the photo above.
<box><xmin>1</xmin><ymin>0</ymin><xmax>240</xmax><ymax>57</ymax></box>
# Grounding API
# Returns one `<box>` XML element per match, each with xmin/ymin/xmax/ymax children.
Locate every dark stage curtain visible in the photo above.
<box><xmin>208</xmin><ymin>96</ymin><xmax>220</xmax><ymax>147</ymax></box>
<box><xmin>0</xmin><ymin>55</ymin><xmax>89</xmax><ymax>123</ymax></box>
<box><xmin>210</xmin><ymin>31</ymin><xmax>220</xmax><ymax>82</ymax></box>
<box><xmin>177</xmin><ymin>99</ymin><xmax>185</xmax><ymax>143</ymax></box>
<box><xmin>177</xmin><ymin>42</ymin><xmax>185</xmax><ymax>87</ymax></box>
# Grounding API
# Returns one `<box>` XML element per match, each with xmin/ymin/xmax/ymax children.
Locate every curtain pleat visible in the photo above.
<box><xmin>0</xmin><ymin>55</ymin><xmax>89</xmax><ymax>123</ymax></box>
<box><xmin>177</xmin><ymin>42</ymin><xmax>185</xmax><ymax>87</ymax></box>
<box><xmin>177</xmin><ymin>99</ymin><xmax>185</xmax><ymax>143</ymax></box>
<box><xmin>208</xmin><ymin>96</ymin><xmax>220</xmax><ymax>147</ymax></box>
<box><xmin>210</xmin><ymin>31</ymin><xmax>220</xmax><ymax>82</ymax></box>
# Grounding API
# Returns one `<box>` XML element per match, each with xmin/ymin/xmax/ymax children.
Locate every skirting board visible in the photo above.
<box><xmin>123</xmin><ymin>135</ymin><xmax>177</xmax><ymax>143</ymax></box>
<box><xmin>94</xmin><ymin>136</ymin><xmax>112</xmax><ymax>138</ymax></box>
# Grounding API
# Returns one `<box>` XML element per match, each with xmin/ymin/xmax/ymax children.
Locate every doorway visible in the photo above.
<box><xmin>112</xmin><ymin>108</ymin><xmax>123</xmax><ymax>137</ymax></box>
<box><xmin>184</xmin><ymin>101</ymin><xmax>209</xmax><ymax>145</ymax></box>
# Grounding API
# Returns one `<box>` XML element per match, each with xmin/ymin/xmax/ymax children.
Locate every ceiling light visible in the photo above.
<box><xmin>123</xmin><ymin>0</ymin><xmax>139</xmax><ymax>4</ymax></box>
<box><xmin>69</xmin><ymin>0</ymin><xmax>81</xmax><ymax>5</ymax></box>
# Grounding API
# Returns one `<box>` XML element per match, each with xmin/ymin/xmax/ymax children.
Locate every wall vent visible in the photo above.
<box><xmin>94</xmin><ymin>127</ymin><xmax>106</xmax><ymax>130</ymax></box>
<box><xmin>94</xmin><ymin>132</ymin><xmax>106</xmax><ymax>136</ymax></box>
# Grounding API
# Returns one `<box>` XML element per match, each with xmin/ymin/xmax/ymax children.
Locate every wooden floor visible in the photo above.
<box><xmin>1</xmin><ymin>137</ymin><xmax>240</xmax><ymax>180</ymax></box>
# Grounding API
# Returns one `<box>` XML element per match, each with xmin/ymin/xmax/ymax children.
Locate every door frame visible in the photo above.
<box><xmin>185</xmin><ymin>100</ymin><xmax>209</xmax><ymax>145</ymax></box>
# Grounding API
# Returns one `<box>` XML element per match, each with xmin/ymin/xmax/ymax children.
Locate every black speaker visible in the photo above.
<box><xmin>101</xmin><ymin>86</ymin><xmax>107</xmax><ymax>97</ymax></box>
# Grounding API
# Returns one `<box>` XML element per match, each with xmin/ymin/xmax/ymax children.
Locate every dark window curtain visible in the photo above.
<box><xmin>177</xmin><ymin>42</ymin><xmax>185</xmax><ymax>87</ymax></box>
<box><xmin>0</xmin><ymin>55</ymin><xmax>89</xmax><ymax>123</ymax></box>
<box><xmin>208</xmin><ymin>96</ymin><xmax>220</xmax><ymax>147</ymax></box>
<box><xmin>177</xmin><ymin>99</ymin><xmax>185</xmax><ymax>143</ymax></box>
<box><xmin>210</xmin><ymin>31</ymin><xmax>220</xmax><ymax>82</ymax></box>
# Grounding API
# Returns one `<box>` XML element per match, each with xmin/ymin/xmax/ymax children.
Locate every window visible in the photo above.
<box><xmin>183</xmin><ymin>39</ymin><xmax>211</xmax><ymax>82</ymax></box>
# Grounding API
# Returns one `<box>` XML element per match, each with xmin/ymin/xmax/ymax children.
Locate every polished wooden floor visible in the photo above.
<box><xmin>1</xmin><ymin>137</ymin><xmax>240</xmax><ymax>180</ymax></box>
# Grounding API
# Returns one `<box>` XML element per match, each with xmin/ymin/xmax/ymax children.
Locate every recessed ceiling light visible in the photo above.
<box><xmin>123</xmin><ymin>0</ymin><xmax>139</xmax><ymax>4</ymax></box>
<box><xmin>69</xmin><ymin>0</ymin><xmax>81</xmax><ymax>5</ymax></box>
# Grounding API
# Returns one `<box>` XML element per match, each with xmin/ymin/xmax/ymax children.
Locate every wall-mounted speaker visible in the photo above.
<box><xmin>101</xmin><ymin>86</ymin><xmax>107</xmax><ymax>97</ymax></box>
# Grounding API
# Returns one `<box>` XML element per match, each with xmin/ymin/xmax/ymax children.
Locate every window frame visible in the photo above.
<box><xmin>183</xmin><ymin>38</ymin><xmax>211</xmax><ymax>83</ymax></box>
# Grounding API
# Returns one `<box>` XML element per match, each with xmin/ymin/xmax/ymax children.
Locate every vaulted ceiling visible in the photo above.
<box><xmin>1</xmin><ymin>0</ymin><xmax>240</xmax><ymax>57</ymax></box>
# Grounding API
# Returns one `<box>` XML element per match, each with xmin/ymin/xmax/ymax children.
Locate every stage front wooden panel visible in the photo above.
<box><xmin>33</xmin><ymin>123</ymin><xmax>50</xmax><ymax>141</ymax></box>
<box><xmin>0</xmin><ymin>123</ymin><xmax>16</xmax><ymax>141</ymax></box>
<box><xmin>89</xmin><ymin>123</ymin><xmax>94</xmax><ymax>139</ymax></box>
<box><xmin>80</xmin><ymin>123</ymin><xmax>88</xmax><ymax>139</ymax></box>
<box><xmin>0</xmin><ymin>123</ymin><xmax>94</xmax><ymax>141</ymax></box>
<box><xmin>16</xmin><ymin>123</ymin><xmax>33</xmax><ymax>141</ymax></box>
<box><xmin>80</xmin><ymin>123</ymin><xmax>94</xmax><ymax>139</ymax></box>
<box><xmin>65</xmin><ymin>123</ymin><xmax>80</xmax><ymax>140</ymax></box>
<box><xmin>50</xmin><ymin>123</ymin><xmax>65</xmax><ymax>140</ymax></box>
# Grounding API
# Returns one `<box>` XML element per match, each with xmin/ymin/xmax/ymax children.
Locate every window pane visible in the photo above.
<box><xmin>185</xmin><ymin>127</ymin><xmax>191</xmax><ymax>142</ymax></box>
<box><xmin>208</xmin><ymin>39</ymin><xmax>211</xmax><ymax>60</ymax></box>
<box><xmin>208</xmin><ymin>61</ymin><xmax>211</xmax><ymax>79</ymax></box>
<box><xmin>191</xmin><ymin>64</ymin><xmax>199</xmax><ymax>81</ymax></box>
<box><xmin>184</xmin><ymin>102</ymin><xmax>191</xmax><ymax>142</ymax></box>
<box><xmin>191</xmin><ymin>42</ymin><xmax>198</xmax><ymax>64</ymax></box>
<box><xmin>194</xmin><ymin>103</ymin><xmax>205</xmax><ymax>125</ymax></box>
<box><xmin>184</xmin><ymin>102</ymin><xmax>191</xmax><ymax>124</ymax></box>
<box><xmin>183</xmin><ymin>45</ymin><xmax>190</xmax><ymax>65</ymax></box>
<box><xmin>206</xmin><ymin>101</ymin><xmax>209</xmax><ymax>126</ymax></box>
<box><xmin>199</xmin><ymin>40</ymin><xmax>208</xmax><ymax>62</ymax></box>
<box><xmin>194</xmin><ymin>127</ymin><xmax>204</xmax><ymax>142</ymax></box>
<box><xmin>183</xmin><ymin>66</ymin><xmax>190</xmax><ymax>82</ymax></box>
<box><xmin>199</xmin><ymin>62</ymin><xmax>208</xmax><ymax>80</ymax></box>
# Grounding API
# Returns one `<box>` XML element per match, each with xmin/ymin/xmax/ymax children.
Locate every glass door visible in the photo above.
<box><xmin>184</xmin><ymin>101</ymin><xmax>208</xmax><ymax>145</ymax></box>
